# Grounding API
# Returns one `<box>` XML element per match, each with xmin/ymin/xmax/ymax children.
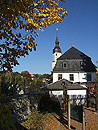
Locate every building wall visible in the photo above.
<box><xmin>50</xmin><ymin>89</ymin><xmax>87</xmax><ymax>105</ymax></box>
<box><xmin>50</xmin><ymin>89</ymin><xmax>86</xmax><ymax>97</ymax></box>
<box><xmin>53</xmin><ymin>72</ymin><xmax>96</xmax><ymax>83</ymax></box>
<box><xmin>52</xmin><ymin>52</ymin><xmax>61</xmax><ymax>70</ymax></box>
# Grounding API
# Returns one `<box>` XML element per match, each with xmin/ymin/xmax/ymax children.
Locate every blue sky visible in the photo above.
<box><xmin>13</xmin><ymin>0</ymin><xmax>98</xmax><ymax>74</ymax></box>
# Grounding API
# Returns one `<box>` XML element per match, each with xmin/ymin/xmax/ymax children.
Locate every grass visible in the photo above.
<box><xmin>15</xmin><ymin>94</ymin><xmax>61</xmax><ymax>130</ymax></box>
<box><xmin>16</xmin><ymin>111</ymin><xmax>56</xmax><ymax>130</ymax></box>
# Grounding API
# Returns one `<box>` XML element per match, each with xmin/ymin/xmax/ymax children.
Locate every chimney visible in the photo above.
<box><xmin>72</xmin><ymin>44</ymin><xmax>74</xmax><ymax>47</ymax></box>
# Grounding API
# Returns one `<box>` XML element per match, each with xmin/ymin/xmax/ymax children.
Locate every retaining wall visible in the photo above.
<box><xmin>0</xmin><ymin>91</ymin><xmax>48</xmax><ymax>123</ymax></box>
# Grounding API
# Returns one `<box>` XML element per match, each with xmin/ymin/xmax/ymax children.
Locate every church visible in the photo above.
<box><xmin>52</xmin><ymin>30</ymin><xmax>97</xmax><ymax>84</ymax></box>
<box><xmin>44</xmin><ymin>29</ymin><xmax>97</xmax><ymax>102</ymax></box>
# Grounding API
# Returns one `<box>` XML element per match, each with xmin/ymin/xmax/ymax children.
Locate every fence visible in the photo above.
<box><xmin>57</xmin><ymin>95</ymin><xmax>96</xmax><ymax>108</ymax></box>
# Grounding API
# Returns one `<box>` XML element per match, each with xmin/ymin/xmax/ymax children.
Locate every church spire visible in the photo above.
<box><xmin>52</xmin><ymin>28</ymin><xmax>62</xmax><ymax>70</ymax></box>
<box><xmin>53</xmin><ymin>28</ymin><xmax>61</xmax><ymax>54</ymax></box>
<box><xmin>55</xmin><ymin>28</ymin><xmax>59</xmax><ymax>46</ymax></box>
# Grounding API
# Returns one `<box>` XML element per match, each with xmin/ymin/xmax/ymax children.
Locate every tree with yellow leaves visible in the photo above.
<box><xmin>0</xmin><ymin>0</ymin><xmax>68</xmax><ymax>71</ymax></box>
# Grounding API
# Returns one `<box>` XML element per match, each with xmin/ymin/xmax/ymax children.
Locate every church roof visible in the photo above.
<box><xmin>53</xmin><ymin>46</ymin><xmax>96</xmax><ymax>72</ymax></box>
<box><xmin>53</xmin><ymin>46</ymin><xmax>61</xmax><ymax>53</ymax></box>
<box><xmin>58</xmin><ymin>46</ymin><xmax>90</xmax><ymax>60</ymax></box>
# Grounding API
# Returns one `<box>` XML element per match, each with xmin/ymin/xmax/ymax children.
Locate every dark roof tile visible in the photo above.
<box><xmin>58</xmin><ymin>47</ymin><xmax>89</xmax><ymax>60</ymax></box>
<box><xmin>53</xmin><ymin>47</ymin><xmax>96</xmax><ymax>72</ymax></box>
<box><xmin>47</xmin><ymin>79</ymin><xmax>87</xmax><ymax>90</ymax></box>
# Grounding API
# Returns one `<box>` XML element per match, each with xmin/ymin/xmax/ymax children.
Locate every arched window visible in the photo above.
<box><xmin>63</xmin><ymin>62</ymin><xmax>67</xmax><ymax>68</ymax></box>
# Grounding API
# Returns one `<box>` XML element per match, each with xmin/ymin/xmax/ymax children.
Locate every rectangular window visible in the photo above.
<box><xmin>87</xmin><ymin>74</ymin><xmax>92</xmax><ymax>81</ymax></box>
<box><xmin>58</xmin><ymin>74</ymin><xmax>62</xmax><ymax>80</ymax></box>
<box><xmin>69</xmin><ymin>74</ymin><xmax>74</xmax><ymax>81</ymax></box>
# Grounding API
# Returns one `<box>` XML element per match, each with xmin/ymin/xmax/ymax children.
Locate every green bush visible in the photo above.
<box><xmin>0</xmin><ymin>87</ymin><xmax>17</xmax><ymax>130</ymax></box>
<box><xmin>38</xmin><ymin>94</ymin><xmax>60</xmax><ymax>113</ymax></box>
<box><xmin>0</xmin><ymin>75</ymin><xmax>21</xmax><ymax>96</ymax></box>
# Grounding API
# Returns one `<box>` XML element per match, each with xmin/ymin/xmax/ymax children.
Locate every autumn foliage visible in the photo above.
<box><xmin>0</xmin><ymin>0</ymin><xmax>68</xmax><ymax>71</ymax></box>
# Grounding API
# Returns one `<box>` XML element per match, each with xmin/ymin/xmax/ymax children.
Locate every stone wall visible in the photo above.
<box><xmin>0</xmin><ymin>91</ymin><xmax>48</xmax><ymax>123</ymax></box>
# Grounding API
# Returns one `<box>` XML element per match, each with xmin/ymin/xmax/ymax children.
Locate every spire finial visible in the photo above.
<box><xmin>55</xmin><ymin>28</ymin><xmax>59</xmax><ymax>46</ymax></box>
<box><xmin>56</xmin><ymin>28</ymin><xmax>58</xmax><ymax>38</ymax></box>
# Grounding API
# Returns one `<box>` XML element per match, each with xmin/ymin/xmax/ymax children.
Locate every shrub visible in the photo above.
<box><xmin>0</xmin><ymin>87</ymin><xmax>17</xmax><ymax>130</ymax></box>
<box><xmin>38</xmin><ymin>94</ymin><xmax>60</xmax><ymax>113</ymax></box>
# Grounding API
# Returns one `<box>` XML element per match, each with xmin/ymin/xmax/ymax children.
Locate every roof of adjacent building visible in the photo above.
<box><xmin>42</xmin><ymin>79</ymin><xmax>87</xmax><ymax>91</ymax></box>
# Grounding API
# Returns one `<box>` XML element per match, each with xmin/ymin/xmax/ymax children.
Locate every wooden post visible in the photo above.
<box><xmin>65</xmin><ymin>82</ymin><xmax>67</xmax><ymax>112</ymax></box>
<box><xmin>82</xmin><ymin>105</ymin><xmax>85</xmax><ymax>130</ymax></box>
<box><xmin>95</xmin><ymin>83</ymin><xmax>98</xmax><ymax>113</ymax></box>
<box><xmin>62</xmin><ymin>81</ymin><xmax>67</xmax><ymax>112</ymax></box>
<box><xmin>63</xmin><ymin>83</ymin><xmax>66</xmax><ymax>112</ymax></box>
<box><xmin>68</xmin><ymin>100</ymin><xmax>71</xmax><ymax>130</ymax></box>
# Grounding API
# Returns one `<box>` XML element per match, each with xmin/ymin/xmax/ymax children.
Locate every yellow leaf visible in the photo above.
<box><xmin>38</xmin><ymin>28</ymin><xmax>41</xmax><ymax>31</ymax></box>
<box><xmin>28</xmin><ymin>19</ymin><xmax>32</xmax><ymax>23</ymax></box>
<box><xmin>41</xmin><ymin>29</ymin><xmax>44</xmax><ymax>32</ymax></box>
<box><xmin>34</xmin><ymin>43</ymin><xmax>37</xmax><ymax>46</ymax></box>
<box><xmin>26</xmin><ymin>35</ymin><xmax>28</xmax><ymax>38</ymax></box>
<box><xmin>34</xmin><ymin>3</ymin><xmax>38</xmax><ymax>6</ymax></box>
<box><xmin>36</xmin><ymin>33</ymin><xmax>39</xmax><ymax>36</ymax></box>
<box><xmin>25</xmin><ymin>13</ymin><xmax>29</xmax><ymax>17</ymax></box>
<box><xmin>12</xmin><ymin>33</ymin><xmax>16</xmax><ymax>37</ymax></box>
<box><xmin>27</xmin><ymin>44</ymin><xmax>32</xmax><ymax>50</ymax></box>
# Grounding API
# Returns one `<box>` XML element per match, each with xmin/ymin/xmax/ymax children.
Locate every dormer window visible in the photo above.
<box><xmin>80</xmin><ymin>61</ymin><xmax>86</xmax><ymax>69</ymax></box>
<box><xmin>63</xmin><ymin>62</ymin><xmax>67</xmax><ymax>68</ymax></box>
<box><xmin>80</xmin><ymin>61</ymin><xmax>86</xmax><ymax>66</ymax></box>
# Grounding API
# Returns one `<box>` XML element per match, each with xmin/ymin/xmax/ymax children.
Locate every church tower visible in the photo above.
<box><xmin>52</xmin><ymin>29</ymin><xmax>62</xmax><ymax>70</ymax></box>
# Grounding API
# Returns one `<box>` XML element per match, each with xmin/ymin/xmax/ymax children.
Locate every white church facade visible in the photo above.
<box><xmin>43</xmin><ymin>29</ymin><xmax>97</xmax><ymax>104</ymax></box>
<box><xmin>52</xmin><ymin>31</ymin><xmax>97</xmax><ymax>84</ymax></box>
<box><xmin>46</xmin><ymin>30</ymin><xmax>97</xmax><ymax>101</ymax></box>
